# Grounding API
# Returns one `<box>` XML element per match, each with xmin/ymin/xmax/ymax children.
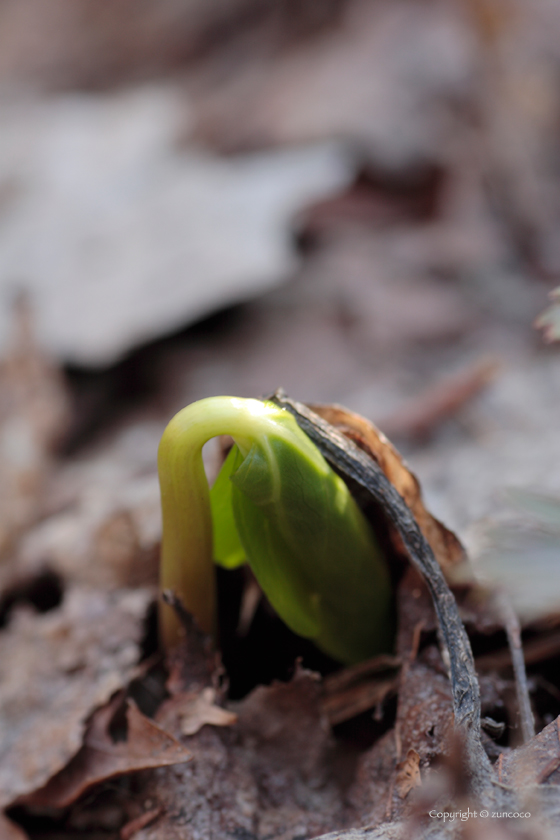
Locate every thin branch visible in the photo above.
<box><xmin>270</xmin><ymin>390</ymin><xmax>491</xmax><ymax>783</ymax></box>
<box><xmin>494</xmin><ymin>592</ymin><xmax>535</xmax><ymax>743</ymax></box>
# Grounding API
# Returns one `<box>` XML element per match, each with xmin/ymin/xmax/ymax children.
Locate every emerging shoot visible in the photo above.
<box><xmin>158</xmin><ymin>396</ymin><xmax>392</xmax><ymax>663</ymax></box>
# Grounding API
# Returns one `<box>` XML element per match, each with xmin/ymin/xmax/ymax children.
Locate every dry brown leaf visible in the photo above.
<box><xmin>18</xmin><ymin>697</ymin><xmax>191</xmax><ymax>811</ymax></box>
<box><xmin>234</xmin><ymin>667</ymin><xmax>329</xmax><ymax>775</ymax></box>
<box><xmin>0</xmin><ymin>299</ymin><xmax>70</xmax><ymax>559</ymax></box>
<box><xmin>349</xmin><ymin>660</ymin><xmax>454</xmax><ymax>827</ymax></box>
<box><xmin>139</xmin><ymin>713</ymin><xmax>260</xmax><ymax>840</ymax></box>
<box><xmin>310</xmin><ymin>402</ymin><xmax>465</xmax><ymax>570</ymax></box>
<box><xmin>395</xmin><ymin>749</ymin><xmax>421</xmax><ymax>799</ymax></box>
<box><xmin>347</xmin><ymin>571</ymin><xmax>454</xmax><ymax>829</ymax></box>
<box><xmin>7</xmin><ymin>429</ymin><xmax>163</xmax><ymax>596</ymax></box>
<box><xmin>110</xmin><ymin>665</ymin><xmax>346</xmax><ymax>840</ymax></box>
<box><xmin>177</xmin><ymin>687</ymin><xmax>237</xmax><ymax>736</ymax></box>
<box><xmin>0</xmin><ymin>586</ymin><xmax>152</xmax><ymax>814</ymax></box>
<box><xmin>499</xmin><ymin>716</ymin><xmax>560</xmax><ymax>789</ymax></box>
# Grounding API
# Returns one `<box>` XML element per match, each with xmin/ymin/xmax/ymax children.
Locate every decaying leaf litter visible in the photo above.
<box><xmin>2</xmin><ymin>339</ymin><xmax>560</xmax><ymax>840</ymax></box>
<box><xmin>3</xmin><ymin>1</ymin><xmax>560</xmax><ymax>838</ymax></box>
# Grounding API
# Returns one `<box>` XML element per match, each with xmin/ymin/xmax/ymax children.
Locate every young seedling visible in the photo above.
<box><xmin>158</xmin><ymin>396</ymin><xmax>393</xmax><ymax>663</ymax></box>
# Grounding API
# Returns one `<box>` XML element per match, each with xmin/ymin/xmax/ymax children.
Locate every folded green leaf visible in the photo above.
<box><xmin>210</xmin><ymin>445</ymin><xmax>246</xmax><ymax>569</ymax></box>
<box><xmin>158</xmin><ymin>396</ymin><xmax>393</xmax><ymax>662</ymax></box>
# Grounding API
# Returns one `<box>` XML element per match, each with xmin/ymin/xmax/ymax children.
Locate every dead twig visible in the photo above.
<box><xmin>322</xmin><ymin>677</ymin><xmax>398</xmax><ymax>727</ymax></box>
<box><xmin>322</xmin><ymin>654</ymin><xmax>401</xmax><ymax>694</ymax></box>
<box><xmin>408</xmin><ymin>620</ymin><xmax>425</xmax><ymax>663</ymax></box>
<box><xmin>494</xmin><ymin>592</ymin><xmax>535</xmax><ymax>743</ymax></box>
<box><xmin>321</xmin><ymin>651</ymin><xmax>400</xmax><ymax>727</ymax></box>
<box><xmin>377</xmin><ymin>358</ymin><xmax>498</xmax><ymax>442</ymax></box>
<box><xmin>476</xmin><ymin>627</ymin><xmax>560</xmax><ymax>672</ymax></box>
<box><xmin>270</xmin><ymin>390</ymin><xmax>492</xmax><ymax>789</ymax></box>
<box><xmin>120</xmin><ymin>807</ymin><xmax>163</xmax><ymax>840</ymax></box>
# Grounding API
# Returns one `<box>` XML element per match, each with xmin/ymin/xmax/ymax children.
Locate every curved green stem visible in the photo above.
<box><xmin>158</xmin><ymin>396</ymin><xmax>327</xmax><ymax>649</ymax></box>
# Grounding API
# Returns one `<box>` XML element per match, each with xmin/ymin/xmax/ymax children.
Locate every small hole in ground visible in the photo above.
<box><xmin>217</xmin><ymin>566</ymin><xmax>341</xmax><ymax>700</ymax></box>
<box><xmin>216</xmin><ymin>566</ymin><xmax>397</xmax><ymax>756</ymax></box>
<box><xmin>0</xmin><ymin>569</ymin><xmax>64</xmax><ymax>629</ymax></box>
<box><xmin>138</xmin><ymin>599</ymin><xmax>159</xmax><ymax>662</ymax></box>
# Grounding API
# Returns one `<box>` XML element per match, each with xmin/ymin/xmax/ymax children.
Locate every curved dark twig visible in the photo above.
<box><xmin>269</xmin><ymin>390</ymin><xmax>492</xmax><ymax>784</ymax></box>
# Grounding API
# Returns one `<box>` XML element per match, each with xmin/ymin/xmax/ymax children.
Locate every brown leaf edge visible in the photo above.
<box><xmin>177</xmin><ymin>686</ymin><xmax>238</xmax><ymax>736</ymax></box>
<box><xmin>14</xmin><ymin>695</ymin><xmax>191</xmax><ymax>812</ymax></box>
<box><xmin>308</xmin><ymin>401</ymin><xmax>465</xmax><ymax>571</ymax></box>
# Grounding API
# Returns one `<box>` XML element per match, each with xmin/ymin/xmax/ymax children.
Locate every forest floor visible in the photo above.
<box><xmin>3</xmin><ymin>1</ymin><xmax>560</xmax><ymax>838</ymax></box>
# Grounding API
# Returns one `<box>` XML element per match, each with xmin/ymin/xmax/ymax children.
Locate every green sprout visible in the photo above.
<box><xmin>158</xmin><ymin>396</ymin><xmax>392</xmax><ymax>663</ymax></box>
